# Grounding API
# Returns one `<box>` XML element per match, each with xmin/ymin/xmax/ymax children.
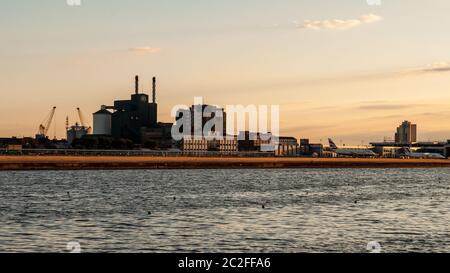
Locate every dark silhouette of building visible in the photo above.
<box><xmin>395</xmin><ymin>120</ymin><xmax>417</xmax><ymax>144</ymax></box>
<box><xmin>175</xmin><ymin>104</ymin><xmax>226</xmax><ymax>138</ymax></box>
<box><xmin>299</xmin><ymin>138</ymin><xmax>323</xmax><ymax>156</ymax></box>
<box><xmin>110</xmin><ymin>76</ymin><xmax>158</xmax><ymax>143</ymax></box>
<box><xmin>141</xmin><ymin>122</ymin><xmax>174</xmax><ymax>149</ymax></box>
<box><xmin>237</xmin><ymin>131</ymin><xmax>274</xmax><ymax>152</ymax></box>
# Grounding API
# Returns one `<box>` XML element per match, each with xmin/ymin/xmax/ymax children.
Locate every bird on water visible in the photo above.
<box><xmin>62</xmin><ymin>192</ymin><xmax>72</xmax><ymax>202</ymax></box>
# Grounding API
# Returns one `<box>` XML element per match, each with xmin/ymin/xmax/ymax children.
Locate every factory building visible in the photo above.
<box><xmin>93</xmin><ymin>76</ymin><xmax>159</xmax><ymax>144</ymax></box>
<box><xmin>111</xmin><ymin>76</ymin><xmax>158</xmax><ymax>143</ymax></box>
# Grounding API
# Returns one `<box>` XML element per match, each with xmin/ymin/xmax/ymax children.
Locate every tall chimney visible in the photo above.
<box><xmin>135</xmin><ymin>75</ymin><xmax>139</xmax><ymax>94</ymax></box>
<box><xmin>152</xmin><ymin>77</ymin><xmax>156</xmax><ymax>103</ymax></box>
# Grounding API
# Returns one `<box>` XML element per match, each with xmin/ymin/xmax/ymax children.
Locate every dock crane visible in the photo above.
<box><xmin>77</xmin><ymin>107</ymin><xmax>92</xmax><ymax>134</ymax></box>
<box><xmin>36</xmin><ymin>107</ymin><xmax>56</xmax><ymax>140</ymax></box>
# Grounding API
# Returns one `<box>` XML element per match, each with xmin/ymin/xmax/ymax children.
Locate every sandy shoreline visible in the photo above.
<box><xmin>1</xmin><ymin>156</ymin><xmax>450</xmax><ymax>170</ymax></box>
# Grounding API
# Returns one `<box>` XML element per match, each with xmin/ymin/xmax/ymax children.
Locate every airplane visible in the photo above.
<box><xmin>328</xmin><ymin>138</ymin><xmax>377</xmax><ymax>157</ymax></box>
<box><xmin>398</xmin><ymin>147</ymin><xmax>446</xmax><ymax>159</ymax></box>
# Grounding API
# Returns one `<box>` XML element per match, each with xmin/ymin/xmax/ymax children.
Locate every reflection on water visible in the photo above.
<box><xmin>0</xmin><ymin>169</ymin><xmax>448</xmax><ymax>252</ymax></box>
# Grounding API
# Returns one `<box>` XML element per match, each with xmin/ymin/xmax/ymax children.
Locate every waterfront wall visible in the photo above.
<box><xmin>1</xmin><ymin>156</ymin><xmax>450</xmax><ymax>171</ymax></box>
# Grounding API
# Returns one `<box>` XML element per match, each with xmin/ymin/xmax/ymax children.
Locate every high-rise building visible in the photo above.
<box><xmin>395</xmin><ymin>121</ymin><xmax>417</xmax><ymax>144</ymax></box>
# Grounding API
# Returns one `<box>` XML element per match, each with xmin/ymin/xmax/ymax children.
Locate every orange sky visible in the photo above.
<box><xmin>2</xmin><ymin>1</ymin><xmax>450</xmax><ymax>145</ymax></box>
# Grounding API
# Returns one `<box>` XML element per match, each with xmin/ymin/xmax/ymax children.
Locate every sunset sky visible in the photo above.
<box><xmin>2</xmin><ymin>0</ymin><xmax>450</xmax><ymax>145</ymax></box>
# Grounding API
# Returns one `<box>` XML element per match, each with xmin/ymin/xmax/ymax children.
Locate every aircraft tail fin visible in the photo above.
<box><xmin>328</xmin><ymin>138</ymin><xmax>338</xmax><ymax>150</ymax></box>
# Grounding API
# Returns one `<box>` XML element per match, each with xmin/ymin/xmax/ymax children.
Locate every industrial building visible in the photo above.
<box><xmin>93</xmin><ymin>106</ymin><xmax>112</xmax><ymax>135</ymax></box>
<box><xmin>141</xmin><ymin>122</ymin><xmax>174</xmax><ymax>149</ymax></box>
<box><xmin>93</xmin><ymin>76</ymin><xmax>159</xmax><ymax>144</ymax></box>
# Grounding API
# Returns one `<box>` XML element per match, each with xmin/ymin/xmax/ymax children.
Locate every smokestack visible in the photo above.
<box><xmin>135</xmin><ymin>75</ymin><xmax>139</xmax><ymax>94</ymax></box>
<box><xmin>152</xmin><ymin>77</ymin><xmax>156</xmax><ymax>103</ymax></box>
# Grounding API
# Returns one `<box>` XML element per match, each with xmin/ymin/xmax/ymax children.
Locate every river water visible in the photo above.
<box><xmin>0</xmin><ymin>169</ymin><xmax>448</xmax><ymax>253</ymax></box>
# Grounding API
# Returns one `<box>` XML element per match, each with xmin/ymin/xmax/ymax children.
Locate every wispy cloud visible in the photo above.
<box><xmin>358</xmin><ymin>102</ymin><xmax>428</xmax><ymax>111</ymax></box>
<box><xmin>359</xmin><ymin>104</ymin><xmax>419</xmax><ymax>110</ymax></box>
<box><xmin>401</xmin><ymin>62</ymin><xmax>450</xmax><ymax>75</ymax></box>
<box><xmin>296</xmin><ymin>14</ymin><xmax>382</xmax><ymax>31</ymax></box>
<box><xmin>359</xmin><ymin>104</ymin><xmax>410</xmax><ymax>110</ymax></box>
<box><xmin>362</xmin><ymin>114</ymin><xmax>403</xmax><ymax>121</ymax></box>
<box><xmin>128</xmin><ymin>47</ymin><xmax>161</xmax><ymax>54</ymax></box>
<box><xmin>279</xmin><ymin>61</ymin><xmax>450</xmax><ymax>88</ymax></box>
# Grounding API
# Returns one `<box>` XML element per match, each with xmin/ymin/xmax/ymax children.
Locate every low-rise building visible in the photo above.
<box><xmin>276</xmin><ymin>137</ymin><xmax>299</xmax><ymax>157</ymax></box>
<box><xmin>0</xmin><ymin>137</ymin><xmax>35</xmax><ymax>149</ymax></box>
<box><xmin>299</xmin><ymin>139</ymin><xmax>324</xmax><ymax>157</ymax></box>
<box><xmin>182</xmin><ymin>138</ymin><xmax>209</xmax><ymax>152</ymax></box>
<box><xmin>219</xmin><ymin>137</ymin><xmax>238</xmax><ymax>152</ymax></box>
<box><xmin>371</xmin><ymin>141</ymin><xmax>447</xmax><ymax>158</ymax></box>
<box><xmin>445</xmin><ymin>140</ymin><xmax>450</xmax><ymax>158</ymax></box>
<box><xmin>182</xmin><ymin>136</ymin><xmax>238</xmax><ymax>153</ymax></box>
<box><xmin>141</xmin><ymin>122</ymin><xmax>174</xmax><ymax>149</ymax></box>
<box><xmin>237</xmin><ymin>131</ymin><xmax>277</xmax><ymax>152</ymax></box>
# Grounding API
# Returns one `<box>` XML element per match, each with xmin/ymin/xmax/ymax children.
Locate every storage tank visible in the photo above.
<box><xmin>93</xmin><ymin>106</ymin><xmax>112</xmax><ymax>135</ymax></box>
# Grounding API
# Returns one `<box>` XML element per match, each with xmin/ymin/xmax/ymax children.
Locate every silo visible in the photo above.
<box><xmin>93</xmin><ymin>106</ymin><xmax>112</xmax><ymax>135</ymax></box>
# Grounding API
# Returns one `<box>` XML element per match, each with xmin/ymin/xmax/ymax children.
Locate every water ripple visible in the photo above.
<box><xmin>0</xmin><ymin>168</ymin><xmax>449</xmax><ymax>252</ymax></box>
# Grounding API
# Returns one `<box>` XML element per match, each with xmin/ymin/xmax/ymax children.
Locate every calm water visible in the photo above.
<box><xmin>0</xmin><ymin>169</ymin><xmax>448</xmax><ymax>253</ymax></box>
